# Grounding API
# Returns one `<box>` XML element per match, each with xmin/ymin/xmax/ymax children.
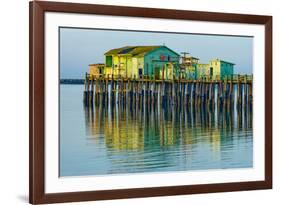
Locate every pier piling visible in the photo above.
<box><xmin>83</xmin><ymin>73</ymin><xmax>253</xmax><ymax>112</ymax></box>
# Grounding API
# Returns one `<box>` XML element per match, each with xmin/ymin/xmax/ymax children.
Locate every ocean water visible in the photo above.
<box><xmin>59</xmin><ymin>84</ymin><xmax>253</xmax><ymax>177</ymax></box>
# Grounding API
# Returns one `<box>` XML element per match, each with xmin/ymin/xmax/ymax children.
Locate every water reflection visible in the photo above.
<box><xmin>83</xmin><ymin>99</ymin><xmax>253</xmax><ymax>174</ymax></box>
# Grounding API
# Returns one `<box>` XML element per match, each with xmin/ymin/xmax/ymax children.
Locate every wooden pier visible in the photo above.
<box><xmin>83</xmin><ymin>73</ymin><xmax>253</xmax><ymax>110</ymax></box>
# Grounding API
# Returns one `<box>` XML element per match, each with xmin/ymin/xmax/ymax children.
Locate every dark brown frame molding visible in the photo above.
<box><xmin>29</xmin><ymin>1</ymin><xmax>272</xmax><ymax>204</ymax></box>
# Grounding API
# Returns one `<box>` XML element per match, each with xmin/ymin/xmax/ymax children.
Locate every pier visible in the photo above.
<box><xmin>83</xmin><ymin>73</ymin><xmax>253</xmax><ymax>110</ymax></box>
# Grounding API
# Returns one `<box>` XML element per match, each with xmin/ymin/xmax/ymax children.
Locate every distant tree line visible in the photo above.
<box><xmin>60</xmin><ymin>79</ymin><xmax>84</xmax><ymax>84</ymax></box>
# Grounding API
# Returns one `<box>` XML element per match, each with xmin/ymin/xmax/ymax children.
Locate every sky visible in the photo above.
<box><xmin>60</xmin><ymin>27</ymin><xmax>253</xmax><ymax>79</ymax></box>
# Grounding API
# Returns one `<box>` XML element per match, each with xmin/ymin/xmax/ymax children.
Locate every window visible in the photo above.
<box><xmin>105</xmin><ymin>56</ymin><xmax>113</xmax><ymax>67</ymax></box>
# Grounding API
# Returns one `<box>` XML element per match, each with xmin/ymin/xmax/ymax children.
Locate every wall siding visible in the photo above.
<box><xmin>144</xmin><ymin>47</ymin><xmax>179</xmax><ymax>79</ymax></box>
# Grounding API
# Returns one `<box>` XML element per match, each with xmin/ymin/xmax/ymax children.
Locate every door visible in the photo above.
<box><xmin>210</xmin><ymin>67</ymin><xmax>213</xmax><ymax>78</ymax></box>
<box><xmin>154</xmin><ymin>65</ymin><xmax>161</xmax><ymax>79</ymax></box>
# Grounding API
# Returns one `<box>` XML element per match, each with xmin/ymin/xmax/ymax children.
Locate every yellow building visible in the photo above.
<box><xmin>205</xmin><ymin>59</ymin><xmax>235</xmax><ymax>80</ymax></box>
<box><xmin>89</xmin><ymin>63</ymin><xmax>105</xmax><ymax>79</ymax></box>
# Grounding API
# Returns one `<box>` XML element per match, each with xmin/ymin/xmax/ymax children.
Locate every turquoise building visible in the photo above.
<box><xmin>142</xmin><ymin>46</ymin><xmax>180</xmax><ymax>79</ymax></box>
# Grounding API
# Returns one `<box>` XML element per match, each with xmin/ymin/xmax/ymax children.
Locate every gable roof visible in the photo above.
<box><xmin>210</xmin><ymin>58</ymin><xmax>235</xmax><ymax>65</ymax></box>
<box><xmin>89</xmin><ymin>63</ymin><xmax>105</xmax><ymax>66</ymax></box>
<box><xmin>104</xmin><ymin>46</ymin><xmax>132</xmax><ymax>55</ymax></box>
<box><xmin>104</xmin><ymin>45</ymin><xmax>180</xmax><ymax>57</ymax></box>
<box><xmin>105</xmin><ymin>46</ymin><xmax>160</xmax><ymax>56</ymax></box>
<box><xmin>189</xmin><ymin>56</ymin><xmax>199</xmax><ymax>60</ymax></box>
<box><xmin>220</xmin><ymin>60</ymin><xmax>235</xmax><ymax>65</ymax></box>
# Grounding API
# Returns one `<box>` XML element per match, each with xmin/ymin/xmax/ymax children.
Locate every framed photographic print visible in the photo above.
<box><xmin>29</xmin><ymin>1</ymin><xmax>272</xmax><ymax>204</ymax></box>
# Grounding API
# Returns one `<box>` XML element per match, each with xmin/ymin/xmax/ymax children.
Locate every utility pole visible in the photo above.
<box><xmin>181</xmin><ymin>52</ymin><xmax>190</xmax><ymax>57</ymax></box>
<box><xmin>180</xmin><ymin>52</ymin><xmax>189</xmax><ymax>64</ymax></box>
<box><xmin>180</xmin><ymin>52</ymin><xmax>189</xmax><ymax>58</ymax></box>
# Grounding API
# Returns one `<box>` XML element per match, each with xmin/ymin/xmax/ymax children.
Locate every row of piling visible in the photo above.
<box><xmin>83</xmin><ymin>74</ymin><xmax>253</xmax><ymax>110</ymax></box>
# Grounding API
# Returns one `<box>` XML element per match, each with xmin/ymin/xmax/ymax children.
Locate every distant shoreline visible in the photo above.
<box><xmin>60</xmin><ymin>79</ymin><xmax>84</xmax><ymax>84</ymax></box>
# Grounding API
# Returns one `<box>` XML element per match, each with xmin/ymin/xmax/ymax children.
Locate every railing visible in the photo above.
<box><xmin>188</xmin><ymin>74</ymin><xmax>253</xmax><ymax>82</ymax></box>
<box><xmin>86</xmin><ymin>73</ymin><xmax>253</xmax><ymax>82</ymax></box>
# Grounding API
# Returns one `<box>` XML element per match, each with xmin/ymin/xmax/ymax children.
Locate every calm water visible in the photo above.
<box><xmin>59</xmin><ymin>84</ymin><xmax>253</xmax><ymax>177</ymax></box>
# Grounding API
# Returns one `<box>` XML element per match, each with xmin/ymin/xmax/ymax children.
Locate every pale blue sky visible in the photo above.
<box><xmin>60</xmin><ymin>27</ymin><xmax>253</xmax><ymax>79</ymax></box>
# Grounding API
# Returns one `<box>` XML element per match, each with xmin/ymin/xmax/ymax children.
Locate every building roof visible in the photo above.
<box><xmin>104</xmin><ymin>46</ymin><xmax>160</xmax><ymax>56</ymax></box>
<box><xmin>191</xmin><ymin>57</ymin><xmax>199</xmax><ymax>60</ymax></box>
<box><xmin>89</xmin><ymin>63</ymin><xmax>105</xmax><ymax>66</ymax></box>
<box><xmin>211</xmin><ymin>59</ymin><xmax>235</xmax><ymax>65</ymax></box>
<box><xmin>104</xmin><ymin>45</ymin><xmax>180</xmax><ymax>57</ymax></box>
<box><xmin>184</xmin><ymin>56</ymin><xmax>199</xmax><ymax>60</ymax></box>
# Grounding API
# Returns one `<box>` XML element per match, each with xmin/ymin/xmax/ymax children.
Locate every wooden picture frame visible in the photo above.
<box><xmin>29</xmin><ymin>1</ymin><xmax>272</xmax><ymax>204</ymax></box>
